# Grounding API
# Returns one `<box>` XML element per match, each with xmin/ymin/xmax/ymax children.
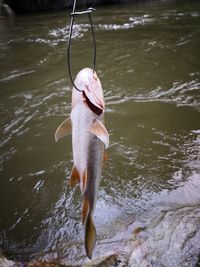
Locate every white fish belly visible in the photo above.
<box><xmin>71</xmin><ymin>101</ymin><xmax>104</xmax><ymax>207</ymax></box>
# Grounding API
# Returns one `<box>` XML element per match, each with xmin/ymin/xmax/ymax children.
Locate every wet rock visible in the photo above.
<box><xmin>81</xmin><ymin>252</ymin><xmax>131</xmax><ymax>267</ymax></box>
<box><xmin>3</xmin><ymin>3</ymin><xmax>15</xmax><ymax>16</ymax></box>
<box><xmin>0</xmin><ymin>251</ymin><xmax>20</xmax><ymax>267</ymax></box>
<box><xmin>28</xmin><ymin>262</ymin><xmax>60</xmax><ymax>267</ymax></box>
<box><xmin>27</xmin><ymin>261</ymin><xmax>72</xmax><ymax>267</ymax></box>
<box><xmin>27</xmin><ymin>254</ymin><xmax>127</xmax><ymax>267</ymax></box>
<box><xmin>0</xmin><ymin>0</ymin><xmax>15</xmax><ymax>16</ymax></box>
<box><xmin>82</xmin><ymin>254</ymin><xmax>118</xmax><ymax>267</ymax></box>
<box><xmin>129</xmin><ymin>174</ymin><xmax>200</xmax><ymax>267</ymax></box>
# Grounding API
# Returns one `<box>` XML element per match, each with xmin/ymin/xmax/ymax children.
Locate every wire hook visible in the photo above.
<box><xmin>67</xmin><ymin>1</ymin><xmax>96</xmax><ymax>92</ymax></box>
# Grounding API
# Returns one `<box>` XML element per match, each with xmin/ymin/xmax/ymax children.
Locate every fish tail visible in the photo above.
<box><xmin>85</xmin><ymin>213</ymin><xmax>96</xmax><ymax>259</ymax></box>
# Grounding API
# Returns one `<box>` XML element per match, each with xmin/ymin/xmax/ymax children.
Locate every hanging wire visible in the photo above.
<box><xmin>67</xmin><ymin>0</ymin><xmax>96</xmax><ymax>92</ymax></box>
<box><xmin>88</xmin><ymin>11</ymin><xmax>96</xmax><ymax>73</ymax></box>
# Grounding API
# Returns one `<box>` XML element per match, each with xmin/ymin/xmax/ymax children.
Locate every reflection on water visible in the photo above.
<box><xmin>0</xmin><ymin>0</ymin><xmax>200</xmax><ymax>265</ymax></box>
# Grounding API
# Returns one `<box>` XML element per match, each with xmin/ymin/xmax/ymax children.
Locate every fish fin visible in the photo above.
<box><xmin>69</xmin><ymin>165</ymin><xmax>80</xmax><ymax>188</ymax></box>
<box><xmin>55</xmin><ymin>117</ymin><xmax>72</xmax><ymax>142</ymax></box>
<box><xmin>104</xmin><ymin>151</ymin><xmax>109</xmax><ymax>162</ymax></box>
<box><xmin>89</xmin><ymin>119</ymin><xmax>109</xmax><ymax>148</ymax></box>
<box><xmin>85</xmin><ymin>214</ymin><xmax>96</xmax><ymax>259</ymax></box>
<box><xmin>82</xmin><ymin>169</ymin><xmax>88</xmax><ymax>192</ymax></box>
<box><xmin>82</xmin><ymin>196</ymin><xmax>89</xmax><ymax>225</ymax></box>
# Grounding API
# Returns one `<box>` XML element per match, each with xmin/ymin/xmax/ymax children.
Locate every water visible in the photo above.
<box><xmin>0</xmin><ymin>1</ymin><xmax>200</xmax><ymax>265</ymax></box>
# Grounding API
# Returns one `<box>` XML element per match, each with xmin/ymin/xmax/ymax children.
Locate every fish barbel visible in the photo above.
<box><xmin>55</xmin><ymin>68</ymin><xmax>109</xmax><ymax>259</ymax></box>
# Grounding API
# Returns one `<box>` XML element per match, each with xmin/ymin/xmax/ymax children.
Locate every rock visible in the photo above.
<box><xmin>129</xmin><ymin>174</ymin><xmax>200</xmax><ymax>267</ymax></box>
<box><xmin>0</xmin><ymin>0</ymin><xmax>15</xmax><ymax>16</ymax></box>
<box><xmin>28</xmin><ymin>263</ymin><xmax>60</xmax><ymax>267</ymax></box>
<box><xmin>2</xmin><ymin>3</ymin><xmax>15</xmax><ymax>16</ymax></box>
<box><xmin>82</xmin><ymin>254</ymin><xmax>118</xmax><ymax>267</ymax></box>
<box><xmin>27</xmin><ymin>260</ymin><xmax>73</xmax><ymax>267</ymax></box>
<box><xmin>0</xmin><ymin>251</ymin><xmax>20</xmax><ymax>267</ymax></box>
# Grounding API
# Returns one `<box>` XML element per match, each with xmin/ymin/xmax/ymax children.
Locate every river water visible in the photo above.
<box><xmin>0</xmin><ymin>1</ymin><xmax>200</xmax><ymax>266</ymax></box>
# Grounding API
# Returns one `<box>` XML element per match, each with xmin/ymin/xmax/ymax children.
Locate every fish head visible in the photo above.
<box><xmin>72</xmin><ymin>68</ymin><xmax>105</xmax><ymax>115</ymax></box>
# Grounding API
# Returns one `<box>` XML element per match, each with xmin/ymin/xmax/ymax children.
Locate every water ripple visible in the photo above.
<box><xmin>0</xmin><ymin>70</ymin><xmax>35</xmax><ymax>82</ymax></box>
<box><xmin>122</xmin><ymin>79</ymin><xmax>200</xmax><ymax>110</ymax></box>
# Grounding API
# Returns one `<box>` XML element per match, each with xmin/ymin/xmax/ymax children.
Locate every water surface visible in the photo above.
<box><xmin>0</xmin><ymin>1</ymin><xmax>200</xmax><ymax>265</ymax></box>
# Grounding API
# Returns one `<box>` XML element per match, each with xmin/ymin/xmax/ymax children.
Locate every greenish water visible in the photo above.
<box><xmin>0</xmin><ymin>1</ymin><xmax>200</xmax><ymax>265</ymax></box>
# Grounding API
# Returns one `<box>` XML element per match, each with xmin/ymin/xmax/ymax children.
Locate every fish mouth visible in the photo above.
<box><xmin>83</xmin><ymin>91</ymin><xmax>103</xmax><ymax>116</ymax></box>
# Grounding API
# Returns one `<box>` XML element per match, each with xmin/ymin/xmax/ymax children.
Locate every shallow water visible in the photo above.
<box><xmin>0</xmin><ymin>1</ymin><xmax>200</xmax><ymax>265</ymax></box>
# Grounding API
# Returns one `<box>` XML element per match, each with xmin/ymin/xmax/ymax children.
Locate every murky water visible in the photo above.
<box><xmin>0</xmin><ymin>1</ymin><xmax>200</xmax><ymax>265</ymax></box>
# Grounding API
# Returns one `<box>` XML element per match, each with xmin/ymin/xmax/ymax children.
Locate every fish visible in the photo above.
<box><xmin>55</xmin><ymin>68</ymin><xmax>109</xmax><ymax>259</ymax></box>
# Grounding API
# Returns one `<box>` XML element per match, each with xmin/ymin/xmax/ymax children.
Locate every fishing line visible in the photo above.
<box><xmin>67</xmin><ymin>0</ymin><xmax>96</xmax><ymax>92</ymax></box>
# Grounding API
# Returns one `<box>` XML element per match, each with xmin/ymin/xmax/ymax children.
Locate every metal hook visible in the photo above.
<box><xmin>67</xmin><ymin>1</ymin><xmax>96</xmax><ymax>92</ymax></box>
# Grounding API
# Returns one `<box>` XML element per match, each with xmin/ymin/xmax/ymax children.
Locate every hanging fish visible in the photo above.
<box><xmin>55</xmin><ymin>68</ymin><xmax>109</xmax><ymax>259</ymax></box>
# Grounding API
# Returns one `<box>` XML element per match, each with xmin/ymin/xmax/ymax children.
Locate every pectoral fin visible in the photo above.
<box><xmin>70</xmin><ymin>165</ymin><xmax>80</xmax><ymax>188</ymax></box>
<box><xmin>55</xmin><ymin>117</ymin><xmax>72</xmax><ymax>142</ymax></box>
<box><xmin>89</xmin><ymin>119</ymin><xmax>109</xmax><ymax>148</ymax></box>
